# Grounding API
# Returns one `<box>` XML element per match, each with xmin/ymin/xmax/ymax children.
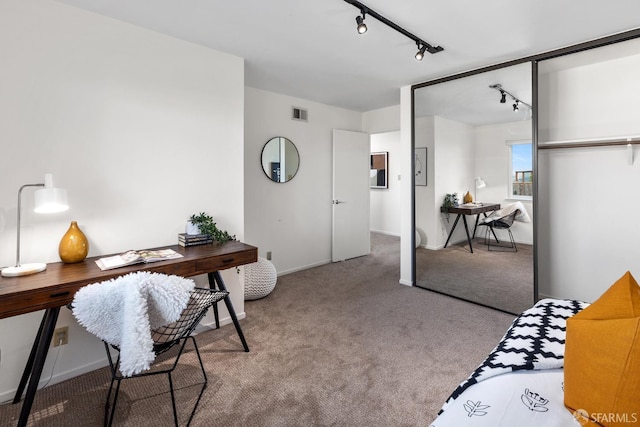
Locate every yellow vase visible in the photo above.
<box><xmin>58</xmin><ymin>221</ymin><xmax>89</xmax><ymax>263</ymax></box>
<box><xmin>463</xmin><ymin>191</ymin><xmax>473</xmax><ymax>204</ymax></box>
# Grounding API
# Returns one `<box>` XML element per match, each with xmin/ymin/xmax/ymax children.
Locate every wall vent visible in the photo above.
<box><xmin>292</xmin><ymin>107</ymin><xmax>308</xmax><ymax>122</ymax></box>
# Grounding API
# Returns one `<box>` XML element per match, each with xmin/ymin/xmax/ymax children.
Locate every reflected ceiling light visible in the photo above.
<box><xmin>356</xmin><ymin>12</ymin><xmax>367</xmax><ymax>34</ymax></box>
<box><xmin>344</xmin><ymin>0</ymin><xmax>444</xmax><ymax>61</ymax></box>
<box><xmin>415</xmin><ymin>43</ymin><xmax>427</xmax><ymax>61</ymax></box>
<box><xmin>489</xmin><ymin>83</ymin><xmax>531</xmax><ymax>111</ymax></box>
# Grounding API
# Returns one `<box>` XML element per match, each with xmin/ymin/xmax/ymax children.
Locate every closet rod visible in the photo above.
<box><xmin>538</xmin><ymin>138</ymin><xmax>640</xmax><ymax>150</ymax></box>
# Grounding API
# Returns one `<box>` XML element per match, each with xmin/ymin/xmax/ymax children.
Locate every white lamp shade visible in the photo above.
<box><xmin>34</xmin><ymin>187</ymin><xmax>68</xmax><ymax>213</ymax></box>
<box><xmin>0</xmin><ymin>173</ymin><xmax>69</xmax><ymax>277</ymax></box>
<box><xmin>475</xmin><ymin>177</ymin><xmax>486</xmax><ymax>188</ymax></box>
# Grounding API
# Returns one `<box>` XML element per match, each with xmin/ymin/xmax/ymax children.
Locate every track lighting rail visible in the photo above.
<box><xmin>343</xmin><ymin>0</ymin><xmax>444</xmax><ymax>60</ymax></box>
<box><xmin>489</xmin><ymin>83</ymin><xmax>532</xmax><ymax>110</ymax></box>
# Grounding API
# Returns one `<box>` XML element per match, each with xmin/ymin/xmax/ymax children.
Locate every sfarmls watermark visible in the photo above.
<box><xmin>573</xmin><ymin>409</ymin><xmax>638</xmax><ymax>425</ymax></box>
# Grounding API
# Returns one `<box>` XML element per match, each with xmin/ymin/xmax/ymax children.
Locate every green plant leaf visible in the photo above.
<box><xmin>188</xmin><ymin>212</ymin><xmax>236</xmax><ymax>243</ymax></box>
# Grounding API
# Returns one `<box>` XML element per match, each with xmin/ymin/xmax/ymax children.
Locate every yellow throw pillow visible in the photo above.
<box><xmin>564</xmin><ymin>271</ymin><xmax>640</xmax><ymax>427</ymax></box>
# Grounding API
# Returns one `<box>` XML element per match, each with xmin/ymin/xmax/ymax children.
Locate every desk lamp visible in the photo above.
<box><xmin>474</xmin><ymin>177</ymin><xmax>486</xmax><ymax>203</ymax></box>
<box><xmin>1</xmin><ymin>174</ymin><xmax>68</xmax><ymax>277</ymax></box>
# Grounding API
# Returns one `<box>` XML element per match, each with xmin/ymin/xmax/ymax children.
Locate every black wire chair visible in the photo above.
<box><xmin>479</xmin><ymin>210</ymin><xmax>519</xmax><ymax>252</ymax></box>
<box><xmin>103</xmin><ymin>287</ymin><xmax>228</xmax><ymax>427</ymax></box>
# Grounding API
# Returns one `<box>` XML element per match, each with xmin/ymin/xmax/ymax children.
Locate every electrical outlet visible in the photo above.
<box><xmin>54</xmin><ymin>326</ymin><xmax>68</xmax><ymax>347</ymax></box>
<box><xmin>266</xmin><ymin>251</ymin><xmax>272</xmax><ymax>260</ymax></box>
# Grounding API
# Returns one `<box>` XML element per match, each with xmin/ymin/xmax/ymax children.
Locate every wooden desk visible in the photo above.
<box><xmin>443</xmin><ymin>203</ymin><xmax>500</xmax><ymax>253</ymax></box>
<box><xmin>0</xmin><ymin>240</ymin><xmax>257</xmax><ymax>427</ymax></box>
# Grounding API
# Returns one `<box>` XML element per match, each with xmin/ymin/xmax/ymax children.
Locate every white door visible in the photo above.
<box><xmin>332</xmin><ymin>129</ymin><xmax>370</xmax><ymax>262</ymax></box>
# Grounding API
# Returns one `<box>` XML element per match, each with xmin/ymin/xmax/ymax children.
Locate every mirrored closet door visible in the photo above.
<box><xmin>412</xmin><ymin>62</ymin><xmax>535</xmax><ymax>314</ymax></box>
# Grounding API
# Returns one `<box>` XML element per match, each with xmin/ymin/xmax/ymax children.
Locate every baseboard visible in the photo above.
<box><xmin>370</xmin><ymin>229</ymin><xmax>400</xmax><ymax>237</ymax></box>
<box><xmin>399</xmin><ymin>278</ymin><xmax>413</xmax><ymax>287</ymax></box>
<box><xmin>423</xmin><ymin>239</ymin><xmax>532</xmax><ymax>250</ymax></box>
<box><xmin>277</xmin><ymin>259</ymin><xmax>331</xmax><ymax>276</ymax></box>
<box><xmin>0</xmin><ymin>353</ymin><xmax>110</xmax><ymax>404</ymax></box>
<box><xmin>193</xmin><ymin>313</ymin><xmax>242</xmax><ymax>334</ymax></box>
<box><xmin>0</xmin><ymin>313</ymin><xmax>243</xmax><ymax>404</ymax></box>
<box><xmin>537</xmin><ymin>292</ymin><xmax>564</xmax><ymax>301</ymax></box>
<box><xmin>424</xmin><ymin>244</ymin><xmax>444</xmax><ymax>250</ymax></box>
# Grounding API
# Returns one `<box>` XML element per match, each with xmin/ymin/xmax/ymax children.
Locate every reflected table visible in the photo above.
<box><xmin>443</xmin><ymin>203</ymin><xmax>500</xmax><ymax>253</ymax></box>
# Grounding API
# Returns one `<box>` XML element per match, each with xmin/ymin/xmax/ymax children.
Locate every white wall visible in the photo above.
<box><xmin>362</xmin><ymin>105</ymin><xmax>400</xmax><ymax>134</ymax></box>
<box><xmin>0</xmin><ymin>0</ymin><xmax>245</xmax><ymax>400</ymax></box>
<box><xmin>433</xmin><ymin>117</ymin><xmax>476</xmax><ymax>248</ymax></box>
<box><xmin>537</xmin><ymin>42</ymin><xmax>640</xmax><ymax>302</ymax></box>
<box><xmin>474</xmin><ymin>120</ymin><xmax>533</xmax><ymax>244</ymax></box>
<box><xmin>415</xmin><ymin>116</ymin><xmax>435</xmax><ymax>247</ymax></box>
<box><xmin>244</xmin><ymin>87</ymin><xmax>362</xmax><ymax>275</ymax></box>
<box><xmin>414</xmin><ymin>116</ymin><xmax>475</xmax><ymax>249</ymax></box>
<box><xmin>370</xmin><ymin>131</ymin><xmax>401</xmax><ymax>236</ymax></box>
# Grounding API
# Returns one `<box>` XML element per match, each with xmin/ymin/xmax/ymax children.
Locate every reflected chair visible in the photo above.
<box><xmin>103</xmin><ymin>287</ymin><xmax>228</xmax><ymax>427</ymax></box>
<box><xmin>479</xmin><ymin>210</ymin><xmax>519</xmax><ymax>252</ymax></box>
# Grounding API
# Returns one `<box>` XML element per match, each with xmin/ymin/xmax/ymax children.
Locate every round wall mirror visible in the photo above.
<box><xmin>261</xmin><ymin>136</ymin><xmax>300</xmax><ymax>183</ymax></box>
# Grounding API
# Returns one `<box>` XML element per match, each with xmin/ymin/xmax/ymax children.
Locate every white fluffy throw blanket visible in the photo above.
<box><xmin>72</xmin><ymin>271</ymin><xmax>195</xmax><ymax>377</ymax></box>
<box><xmin>484</xmin><ymin>201</ymin><xmax>531</xmax><ymax>223</ymax></box>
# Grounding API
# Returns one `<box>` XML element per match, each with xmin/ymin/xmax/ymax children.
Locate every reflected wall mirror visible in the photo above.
<box><xmin>412</xmin><ymin>62</ymin><xmax>535</xmax><ymax>315</ymax></box>
<box><xmin>261</xmin><ymin>136</ymin><xmax>300</xmax><ymax>183</ymax></box>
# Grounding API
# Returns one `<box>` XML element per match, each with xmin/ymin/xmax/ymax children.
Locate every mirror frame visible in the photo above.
<box><xmin>260</xmin><ymin>136</ymin><xmax>300</xmax><ymax>183</ymax></box>
<box><xmin>411</xmin><ymin>60</ymin><xmax>537</xmax><ymax>314</ymax></box>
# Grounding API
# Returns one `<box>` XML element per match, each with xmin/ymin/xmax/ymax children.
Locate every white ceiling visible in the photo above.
<box><xmin>57</xmin><ymin>0</ymin><xmax>640</xmax><ymax>114</ymax></box>
<box><xmin>413</xmin><ymin>62</ymin><xmax>532</xmax><ymax>125</ymax></box>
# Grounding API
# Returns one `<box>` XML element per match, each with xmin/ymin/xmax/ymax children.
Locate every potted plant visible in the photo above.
<box><xmin>441</xmin><ymin>193</ymin><xmax>459</xmax><ymax>222</ymax></box>
<box><xmin>188</xmin><ymin>212</ymin><xmax>236</xmax><ymax>243</ymax></box>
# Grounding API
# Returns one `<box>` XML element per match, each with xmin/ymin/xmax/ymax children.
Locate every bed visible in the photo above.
<box><xmin>429</xmin><ymin>298</ymin><xmax>589</xmax><ymax>426</ymax></box>
<box><xmin>430</xmin><ymin>271</ymin><xmax>640</xmax><ymax>427</ymax></box>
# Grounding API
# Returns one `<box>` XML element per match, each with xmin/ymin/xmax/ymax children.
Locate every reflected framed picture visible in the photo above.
<box><xmin>370</xmin><ymin>152</ymin><xmax>388</xmax><ymax>189</ymax></box>
<box><xmin>415</xmin><ymin>147</ymin><xmax>427</xmax><ymax>186</ymax></box>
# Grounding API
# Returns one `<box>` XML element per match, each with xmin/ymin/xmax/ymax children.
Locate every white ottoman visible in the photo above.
<box><xmin>244</xmin><ymin>257</ymin><xmax>277</xmax><ymax>300</ymax></box>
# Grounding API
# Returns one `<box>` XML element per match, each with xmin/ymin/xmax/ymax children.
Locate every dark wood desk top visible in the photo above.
<box><xmin>444</xmin><ymin>203</ymin><xmax>500</xmax><ymax>215</ymax></box>
<box><xmin>0</xmin><ymin>240</ymin><xmax>257</xmax><ymax>319</ymax></box>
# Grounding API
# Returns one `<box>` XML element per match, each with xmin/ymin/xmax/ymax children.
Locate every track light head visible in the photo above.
<box><xmin>356</xmin><ymin>13</ymin><xmax>367</xmax><ymax>34</ymax></box>
<box><xmin>415</xmin><ymin>43</ymin><xmax>427</xmax><ymax>61</ymax></box>
<box><xmin>490</xmin><ymin>83</ymin><xmax>531</xmax><ymax>112</ymax></box>
<box><xmin>344</xmin><ymin>1</ymin><xmax>443</xmax><ymax>61</ymax></box>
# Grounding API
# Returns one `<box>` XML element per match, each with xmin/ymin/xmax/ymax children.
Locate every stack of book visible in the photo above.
<box><xmin>178</xmin><ymin>233</ymin><xmax>213</xmax><ymax>247</ymax></box>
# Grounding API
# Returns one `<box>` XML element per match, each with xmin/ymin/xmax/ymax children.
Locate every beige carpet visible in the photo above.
<box><xmin>416</xmin><ymin>236</ymin><xmax>534</xmax><ymax>315</ymax></box>
<box><xmin>1</xmin><ymin>233</ymin><xmax>516</xmax><ymax>426</ymax></box>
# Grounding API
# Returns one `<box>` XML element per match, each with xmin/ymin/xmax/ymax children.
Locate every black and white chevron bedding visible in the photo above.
<box><xmin>438</xmin><ymin>298</ymin><xmax>589</xmax><ymax>415</ymax></box>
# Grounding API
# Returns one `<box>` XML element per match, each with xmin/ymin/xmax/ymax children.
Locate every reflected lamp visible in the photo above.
<box><xmin>474</xmin><ymin>177</ymin><xmax>486</xmax><ymax>203</ymax></box>
<box><xmin>1</xmin><ymin>174</ymin><xmax>69</xmax><ymax>277</ymax></box>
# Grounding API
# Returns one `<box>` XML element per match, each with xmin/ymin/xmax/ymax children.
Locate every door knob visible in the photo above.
<box><xmin>333</xmin><ymin>200</ymin><xmax>345</xmax><ymax>205</ymax></box>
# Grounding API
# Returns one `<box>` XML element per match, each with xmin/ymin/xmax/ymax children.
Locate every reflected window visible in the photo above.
<box><xmin>508</xmin><ymin>140</ymin><xmax>532</xmax><ymax>199</ymax></box>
